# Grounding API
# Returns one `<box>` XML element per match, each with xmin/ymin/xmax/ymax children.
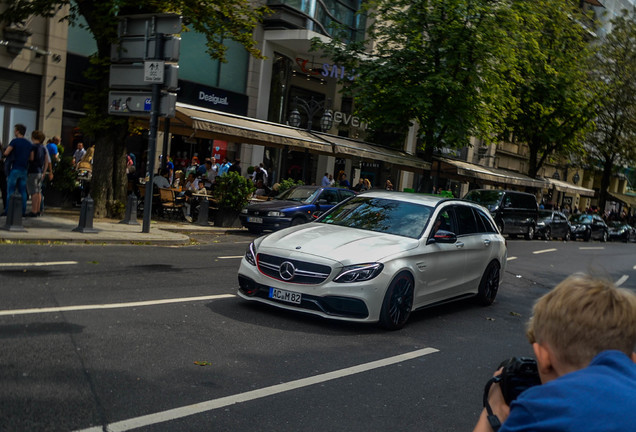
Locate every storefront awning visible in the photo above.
<box><xmin>608</xmin><ymin>192</ymin><xmax>636</xmax><ymax>207</ymax></box>
<box><xmin>315</xmin><ymin>133</ymin><xmax>430</xmax><ymax>173</ymax></box>
<box><xmin>543</xmin><ymin>178</ymin><xmax>595</xmax><ymax>197</ymax></box>
<box><xmin>434</xmin><ymin>157</ymin><xmax>548</xmax><ymax>188</ymax></box>
<box><xmin>170</xmin><ymin>103</ymin><xmax>334</xmax><ymax>155</ymax></box>
<box><xmin>168</xmin><ymin>103</ymin><xmax>430</xmax><ymax>172</ymax></box>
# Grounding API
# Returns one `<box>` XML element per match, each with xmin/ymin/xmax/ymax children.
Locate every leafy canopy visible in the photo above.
<box><xmin>314</xmin><ymin>0</ymin><xmax>517</xmax><ymax>156</ymax></box>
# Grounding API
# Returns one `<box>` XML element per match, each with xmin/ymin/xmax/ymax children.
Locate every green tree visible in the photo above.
<box><xmin>504</xmin><ymin>0</ymin><xmax>597</xmax><ymax>179</ymax></box>
<box><xmin>0</xmin><ymin>0</ymin><xmax>268</xmax><ymax>216</ymax></box>
<box><xmin>314</xmin><ymin>0</ymin><xmax>517</xmax><ymax>188</ymax></box>
<box><xmin>586</xmin><ymin>10</ymin><xmax>636</xmax><ymax>211</ymax></box>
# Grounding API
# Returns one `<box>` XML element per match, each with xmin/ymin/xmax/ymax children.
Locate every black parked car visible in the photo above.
<box><xmin>536</xmin><ymin>209</ymin><xmax>571</xmax><ymax>241</ymax></box>
<box><xmin>239</xmin><ymin>186</ymin><xmax>356</xmax><ymax>234</ymax></box>
<box><xmin>463</xmin><ymin>189</ymin><xmax>539</xmax><ymax>240</ymax></box>
<box><xmin>569</xmin><ymin>214</ymin><xmax>609</xmax><ymax>242</ymax></box>
<box><xmin>608</xmin><ymin>221</ymin><xmax>636</xmax><ymax>242</ymax></box>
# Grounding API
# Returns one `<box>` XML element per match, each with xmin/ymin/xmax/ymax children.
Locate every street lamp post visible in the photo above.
<box><xmin>287</xmin><ymin>97</ymin><xmax>333</xmax><ymax>184</ymax></box>
<box><xmin>288</xmin><ymin>97</ymin><xmax>333</xmax><ymax>132</ymax></box>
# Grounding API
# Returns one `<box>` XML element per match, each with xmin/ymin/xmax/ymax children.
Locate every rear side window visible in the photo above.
<box><xmin>507</xmin><ymin>193</ymin><xmax>537</xmax><ymax>209</ymax></box>
<box><xmin>474</xmin><ymin>208</ymin><xmax>497</xmax><ymax>233</ymax></box>
<box><xmin>339</xmin><ymin>190</ymin><xmax>355</xmax><ymax>201</ymax></box>
<box><xmin>319</xmin><ymin>189</ymin><xmax>339</xmax><ymax>204</ymax></box>
<box><xmin>455</xmin><ymin>205</ymin><xmax>479</xmax><ymax>235</ymax></box>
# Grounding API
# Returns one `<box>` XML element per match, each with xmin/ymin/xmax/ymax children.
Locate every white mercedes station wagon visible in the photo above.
<box><xmin>237</xmin><ymin>191</ymin><xmax>507</xmax><ymax>330</ymax></box>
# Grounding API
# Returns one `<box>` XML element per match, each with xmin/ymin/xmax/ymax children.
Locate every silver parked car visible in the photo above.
<box><xmin>237</xmin><ymin>191</ymin><xmax>507</xmax><ymax>330</ymax></box>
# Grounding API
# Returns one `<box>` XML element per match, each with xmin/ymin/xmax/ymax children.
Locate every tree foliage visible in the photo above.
<box><xmin>314</xmin><ymin>0</ymin><xmax>517</xmax><ymax>160</ymax></box>
<box><xmin>504</xmin><ymin>0</ymin><xmax>597</xmax><ymax>178</ymax></box>
<box><xmin>586</xmin><ymin>10</ymin><xmax>636</xmax><ymax>211</ymax></box>
<box><xmin>0</xmin><ymin>0</ymin><xmax>268</xmax><ymax>216</ymax></box>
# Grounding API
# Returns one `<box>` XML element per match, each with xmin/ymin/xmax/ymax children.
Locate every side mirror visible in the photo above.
<box><xmin>427</xmin><ymin>229</ymin><xmax>457</xmax><ymax>244</ymax></box>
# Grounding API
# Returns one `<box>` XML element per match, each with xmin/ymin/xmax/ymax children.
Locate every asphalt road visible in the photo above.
<box><xmin>0</xmin><ymin>236</ymin><xmax>634</xmax><ymax>431</ymax></box>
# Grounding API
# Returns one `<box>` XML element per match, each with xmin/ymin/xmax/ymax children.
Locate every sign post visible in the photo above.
<box><xmin>108</xmin><ymin>14</ymin><xmax>181</xmax><ymax>233</ymax></box>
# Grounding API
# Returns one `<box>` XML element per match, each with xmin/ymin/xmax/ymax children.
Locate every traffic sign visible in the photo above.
<box><xmin>108</xmin><ymin>91</ymin><xmax>177</xmax><ymax>117</ymax></box>
<box><xmin>144</xmin><ymin>61</ymin><xmax>165</xmax><ymax>83</ymax></box>
<box><xmin>117</xmin><ymin>14</ymin><xmax>182</xmax><ymax>37</ymax></box>
<box><xmin>111</xmin><ymin>35</ymin><xmax>180</xmax><ymax>62</ymax></box>
<box><xmin>109</xmin><ymin>64</ymin><xmax>178</xmax><ymax>91</ymax></box>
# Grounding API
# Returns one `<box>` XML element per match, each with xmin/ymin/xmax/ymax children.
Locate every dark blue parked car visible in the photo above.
<box><xmin>239</xmin><ymin>186</ymin><xmax>356</xmax><ymax>234</ymax></box>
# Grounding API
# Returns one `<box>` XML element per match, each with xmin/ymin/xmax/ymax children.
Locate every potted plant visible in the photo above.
<box><xmin>213</xmin><ymin>171</ymin><xmax>255</xmax><ymax>227</ymax></box>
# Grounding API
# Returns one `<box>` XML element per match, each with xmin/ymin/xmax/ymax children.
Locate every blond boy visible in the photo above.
<box><xmin>474</xmin><ymin>274</ymin><xmax>636</xmax><ymax>432</ymax></box>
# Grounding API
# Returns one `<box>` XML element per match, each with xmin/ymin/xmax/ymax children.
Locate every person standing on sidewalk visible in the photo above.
<box><xmin>3</xmin><ymin>124</ymin><xmax>33</xmax><ymax>216</ymax></box>
<box><xmin>27</xmin><ymin>130</ymin><xmax>51</xmax><ymax>217</ymax></box>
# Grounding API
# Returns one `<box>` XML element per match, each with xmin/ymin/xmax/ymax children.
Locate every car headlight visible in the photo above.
<box><xmin>241</xmin><ymin>208</ymin><xmax>248</xmax><ymax>214</ymax></box>
<box><xmin>334</xmin><ymin>263</ymin><xmax>383</xmax><ymax>283</ymax></box>
<box><xmin>244</xmin><ymin>242</ymin><xmax>257</xmax><ymax>266</ymax></box>
<box><xmin>537</xmin><ymin>221</ymin><xmax>545</xmax><ymax>227</ymax></box>
<box><xmin>267</xmin><ymin>211</ymin><xmax>284</xmax><ymax>217</ymax></box>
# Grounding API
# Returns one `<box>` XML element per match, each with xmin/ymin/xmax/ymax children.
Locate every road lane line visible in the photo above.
<box><xmin>0</xmin><ymin>294</ymin><xmax>235</xmax><ymax>317</ymax></box>
<box><xmin>217</xmin><ymin>256</ymin><xmax>244</xmax><ymax>259</ymax></box>
<box><xmin>578</xmin><ymin>247</ymin><xmax>605</xmax><ymax>250</ymax></box>
<box><xmin>0</xmin><ymin>261</ymin><xmax>78</xmax><ymax>267</ymax></box>
<box><xmin>507</xmin><ymin>257</ymin><xmax>517</xmax><ymax>261</ymax></box>
<box><xmin>532</xmin><ymin>248</ymin><xmax>557</xmax><ymax>255</ymax></box>
<box><xmin>75</xmin><ymin>347</ymin><xmax>440</xmax><ymax>432</ymax></box>
<box><xmin>616</xmin><ymin>275</ymin><xmax>629</xmax><ymax>287</ymax></box>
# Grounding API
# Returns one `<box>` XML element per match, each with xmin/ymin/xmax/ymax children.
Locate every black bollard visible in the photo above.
<box><xmin>196</xmin><ymin>197</ymin><xmax>210</xmax><ymax>226</ymax></box>
<box><xmin>119</xmin><ymin>194</ymin><xmax>140</xmax><ymax>225</ymax></box>
<box><xmin>1</xmin><ymin>191</ymin><xmax>27</xmax><ymax>232</ymax></box>
<box><xmin>73</xmin><ymin>194</ymin><xmax>99</xmax><ymax>233</ymax></box>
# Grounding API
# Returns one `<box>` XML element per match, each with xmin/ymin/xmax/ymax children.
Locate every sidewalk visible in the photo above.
<box><xmin>0</xmin><ymin>207</ymin><xmax>238</xmax><ymax>245</ymax></box>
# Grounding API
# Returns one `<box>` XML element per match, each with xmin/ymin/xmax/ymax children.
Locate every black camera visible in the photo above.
<box><xmin>496</xmin><ymin>357</ymin><xmax>542</xmax><ymax>404</ymax></box>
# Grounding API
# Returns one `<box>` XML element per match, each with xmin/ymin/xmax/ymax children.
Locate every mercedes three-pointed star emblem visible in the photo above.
<box><xmin>279</xmin><ymin>261</ymin><xmax>296</xmax><ymax>281</ymax></box>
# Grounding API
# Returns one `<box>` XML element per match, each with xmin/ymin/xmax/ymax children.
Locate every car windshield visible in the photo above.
<box><xmin>317</xmin><ymin>196</ymin><xmax>433</xmax><ymax>238</ymax></box>
<box><xmin>276</xmin><ymin>187</ymin><xmax>319</xmax><ymax>204</ymax></box>
<box><xmin>571</xmin><ymin>214</ymin><xmax>593</xmax><ymax>224</ymax></box>
<box><xmin>463</xmin><ymin>190</ymin><xmax>503</xmax><ymax>211</ymax></box>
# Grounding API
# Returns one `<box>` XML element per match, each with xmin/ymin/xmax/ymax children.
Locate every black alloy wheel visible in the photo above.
<box><xmin>379</xmin><ymin>272</ymin><xmax>414</xmax><ymax>330</ymax></box>
<box><xmin>475</xmin><ymin>261</ymin><xmax>500</xmax><ymax>306</ymax></box>
<box><xmin>290</xmin><ymin>217</ymin><xmax>305</xmax><ymax>226</ymax></box>
<box><xmin>525</xmin><ymin>225</ymin><xmax>535</xmax><ymax>240</ymax></box>
<box><xmin>584</xmin><ymin>229</ymin><xmax>592</xmax><ymax>242</ymax></box>
<box><xmin>601</xmin><ymin>230</ymin><xmax>608</xmax><ymax>242</ymax></box>
<box><xmin>564</xmin><ymin>230</ymin><xmax>571</xmax><ymax>241</ymax></box>
<box><xmin>543</xmin><ymin>227</ymin><xmax>552</xmax><ymax>241</ymax></box>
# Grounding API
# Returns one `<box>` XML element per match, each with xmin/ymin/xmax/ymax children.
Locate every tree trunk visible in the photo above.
<box><xmin>90</xmin><ymin>123</ymin><xmax>129</xmax><ymax>217</ymax></box>
<box><xmin>527</xmin><ymin>136</ymin><xmax>540</xmax><ymax>179</ymax></box>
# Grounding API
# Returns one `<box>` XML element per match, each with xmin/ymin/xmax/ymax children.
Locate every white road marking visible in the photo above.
<box><xmin>75</xmin><ymin>347</ymin><xmax>439</xmax><ymax>432</ymax></box>
<box><xmin>533</xmin><ymin>248</ymin><xmax>557</xmax><ymax>254</ymax></box>
<box><xmin>0</xmin><ymin>294</ymin><xmax>235</xmax><ymax>317</ymax></box>
<box><xmin>616</xmin><ymin>275</ymin><xmax>629</xmax><ymax>287</ymax></box>
<box><xmin>579</xmin><ymin>247</ymin><xmax>605</xmax><ymax>250</ymax></box>
<box><xmin>507</xmin><ymin>256</ymin><xmax>517</xmax><ymax>261</ymax></box>
<box><xmin>0</xmin><ymin>261</ymin><xmax>78</xmax><ymax>267</ymax></box>
<box><xmin>217</xmin><ymin>256</ymin><xmax>244</xmax><ymax>259</ymax></box>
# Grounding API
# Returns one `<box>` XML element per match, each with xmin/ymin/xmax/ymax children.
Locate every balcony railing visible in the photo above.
<box><xmin>264</xmin><ymin>0</ymin><xmax>366</xmax><ymax>43</ymax></box>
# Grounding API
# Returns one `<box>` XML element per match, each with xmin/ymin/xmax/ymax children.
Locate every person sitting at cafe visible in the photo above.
<box><xmin>254</xmin><ymin>179</ymin><xmax>270</xmax><ymax>197</ymax></box>
<box><xmin>153</xmin><ymin>168</ymin><xmax>171</xmax><ymax>189</ymax></box>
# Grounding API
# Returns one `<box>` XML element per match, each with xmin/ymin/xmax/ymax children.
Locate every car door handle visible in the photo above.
<box><xmin>483</xmin><ymin>239</ymin><xmax>491</xmax><ymax>246</ymax></box>
<box><xmin>455</xmin><ymin>241</ymin><xmax>465</xmax><ymax>248</ymax></box>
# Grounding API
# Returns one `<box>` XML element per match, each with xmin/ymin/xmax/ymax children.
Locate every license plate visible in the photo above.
<box><xmin>269</xmin><ymin>288</ymin><xmax>302</xmax><ymax>304</ymax></box>
<box><xmin>248</xmin><ymin>217</ymin><xmax>263</xmax><ymax>223</ymax></box>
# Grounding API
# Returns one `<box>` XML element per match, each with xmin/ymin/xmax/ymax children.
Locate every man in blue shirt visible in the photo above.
<box><xmin>3</xmin><ymin>124</ymin><xmax>33</xmax><ymax>216</ymax></box>
<box><xmin>473</xmin><ymin>274</ymin><xmax>636</xmax><ymax>432</ymax></box>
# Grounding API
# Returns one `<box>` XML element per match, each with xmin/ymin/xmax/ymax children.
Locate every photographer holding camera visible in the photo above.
<box><xmin>473</xmin><ymin>273</ymin><xmax>636</xmax><ymax>432</ymax></box>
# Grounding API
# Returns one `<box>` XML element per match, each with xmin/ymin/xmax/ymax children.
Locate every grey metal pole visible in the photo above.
<box><xmin>142</xmin><ymin>33</ymin><xmax>164</xmax><ymax>233</ymax></box>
